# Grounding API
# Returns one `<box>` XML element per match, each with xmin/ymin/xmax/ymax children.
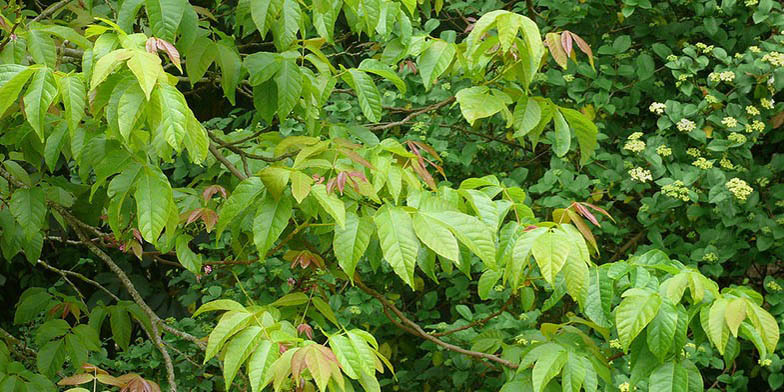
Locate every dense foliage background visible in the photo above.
<box><xmin>0</xmin><ymin>0</ymin><xmax>783</xmax><ymax>391</ymax></box>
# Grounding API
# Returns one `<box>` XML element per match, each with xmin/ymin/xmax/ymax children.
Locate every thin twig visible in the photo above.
<box><xmin>355</xmin><ymin>280</ymin><xmax>519</xmax><ymax>369</ymax></box>
<box><xmin>431</xmin><ymin>296</ymin><xmax>514</xmax><ymax>337</ymax></box>
<box><xmin>370</xmin><ymin>96</ymin><xmax>456</xmax><ymax>131</ymax></box>
<box><xmin>209</xmin><ymin>143</ymin><xmax>248</xmax><ymax>180</ymax></box>
<box><xmin>30</xmin><ymin>0</ymin><xmax>73</xmax><ymax>24</ymax></box>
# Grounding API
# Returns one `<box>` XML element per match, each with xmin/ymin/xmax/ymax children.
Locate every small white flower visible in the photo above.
<box><xmin>648</xmin><ymin>102</ymin><xmax>666</xmax><ymax>115</ymax></box>
<box><xmin>629</xmin><ymin>167</ymin><xmax>653</xmax><ymax>183</ymax></box>
<box><xmin>677</xmin><ymin>119</ymin><xmax>696</xmax><ymax>132</ymax></box>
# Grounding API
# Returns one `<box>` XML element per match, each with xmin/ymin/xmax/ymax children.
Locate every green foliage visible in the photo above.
<box><xmin>0</xmin><ymin>0</ymin><xmax>781</xmax><ymax>391</ymax></box>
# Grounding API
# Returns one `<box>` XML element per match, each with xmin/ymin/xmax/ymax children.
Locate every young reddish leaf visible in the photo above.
<box><xmin>409</xmin><ymin>140</ymin><xmax>442</xmax><ymax>162</ymax></box>
<box><xmin>561</xmin><ymin>31</ymin><xmax>574</xmax><ymax>56</ymax></box>
<box><xmin>580</xmin><ymin>202</ymin><xmax>616</xmax><ymax>223</ymax></box>
<box><xmin>154</xmin><ymin>38</ymin><xmax>181</xmax><ymax>72</ymax></box>
<box><xmin>572</xmin><ymin>202</ymin><xmax>600</xmax><ymax>227</ymax></box>
<box><xmin>339</xmin><ymin>148</ymin><xmax>375</xmax><ymax>169</ymax></box>
<box><xmin>566</xmin><ymin>209</ymin><xmax>599</xmax><ymax>254</ymax></box>
<box><xmin>202</xmin><ymin>185</ymin><xmax>227</xmax><ymax>202</ymax></box>
<box><xmin>570</xmin><ymin>32</ymin><xmax>595</xmax><ymax>69</ymax></box>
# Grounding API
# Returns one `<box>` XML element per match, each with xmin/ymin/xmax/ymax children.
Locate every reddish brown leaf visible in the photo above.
<box><xmin>202</xmin><ymin>185</ymin><xmax>227</xmax><ymax>202</ymax></box>
<box><xmin>410</xmin><ymin>159</ymin><xmax>437</xmax><ymax>190</ymax></box>
<box><xmin>580</xmin><ymin>202</ymin><xmax>616</xmax><ymax>223</ymax></box>
<box><xmin>58</xmin><ymin>373</ymin><xmax>95</xmax><ymax>385</ymax></box>
<box><xmin>145</xmin><ymin>37</ymin><xmax>157</xmax><ymax>54</ymax></box>
<box><xmin>200</xmin><ymin>208</ymin><xmax>218</xmax><ymax>233</ymax></box>
<box><xmin>154</xmin><ymin>38</ymin><xmax>181</xmax><ymax>72</ymax></box>
<box><xmin>326</xmin><ymin>177</ymin><xmax>337</xmax><ymax>194</ymax></box>
<box><xmin>185</xmin><ymin>209</ymin><xmax>203</xmax><ymax>226</ymax></box>
<box><xmin>82</xmin><ymin>363</ymin><xmax>109</xmax><ymax>375</ymax></box>
<box><xmin>524</xmin><ymin>225</ymin><xmax>539</xmax><ymax>231</ymax></box>
<box><xmin>566</xmin><ymin>209</ymin><xmax>599</xmax><ymax>254</ymax></box>
<box><xmin>336</xmin><ymin>171</ymin><xmax>348</xmax><ymax>194</ymax></box>
<box><xmin>339</xmin><ymin>148</ymin><xmax>375</xmax><ymax>170</ymax></box>
<box><xmin>297</xmin><ymin>323</ymin><xmax>314</xmax><ymax>339</ymax></box>
<box><xmin>572</xmin><ymin>202</ymin><xmax>600</xmax><ymax>227</ymax></box>
<box><xmin>132</xmin><ymin>228</ymin><xmax>143</xmax><ymax>243</ymax></box>
<box><xmin>409</xmin><ymin>140</ymin><xmax>442</xmax><ymax>162</ymax></box>
<box><xmin>771</xmin><ymin>111</ymin><xmax>784</xmax><ymax>129</ymax></box>
<box><xmin>570</xmin><ymin>32</ymin><xmax>594</xmax><ymax>69</ymax></box>
<box><xmin>561</xmin><ymin>31</ymin><xmax>574</xmax><ymax>56</ymax></box>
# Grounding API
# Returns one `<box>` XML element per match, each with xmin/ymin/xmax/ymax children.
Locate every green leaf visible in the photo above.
<box><xmin>273</xmin><ymin>0</ymin><xmax>301</xmax><ymax>50</ymax></box>
<box><xmin>495</xmin><ymin>12</ymin><xmax>520</xmax><ymax>52</ymax></box>
<box><xmin>562</xmin><ymin>239</ymin><xmax>589</xmax><ymax>307</ymax></box>
<box><xmin>358</xmin><ymin>59</ymin><xmax>407</xmax><ymax>93</ymax></box>
<box><xmin>421</xmin><ymin>211</ymin><xmax>496</xmax><ymax>268</ymax></box>
<box><xmin>512</xmin><ymin>95</ymin><xmax>541</xmax><ymax>137</ymax></box>
<box><xmin>724</xmin><ymin>298</ymin><xmax>746</xmax><ymax>337</ymax></box>
<box><xmin>151</xmin><ymin>83</ymin><xmax>189</xmax><ymax>150</ymax></box>
<box><xmin>126</xmin><ymin>51</ymin><xmax>161</xmax><ymax>100</ymax></box>
<box><xmin>312</xmin><ymin>297</ymin><xmax>339</xmax><ymax>326</ymax></box>
<box><xmin>647</xmin><ymin>299</ymin><xmax>677</xmax><ymax>361</ymax></box>
<box><xmin>552</xmin><ymin>109</ymin><xmax>570</xmax><ymax>157</ymax></box>
<box><xmin>35</xmin><ymin>319</ymin><xmax>70</xmax><ymax>346</ymax></box>
<box><xmin>275</xmin><ymin>60</ymin><xmax>303</xmax><ymax>121</ymax></box>
<box><xmin>375</xmin><ymin>205</ymin><xmax>419</xmax><ymax>288</ymax></box>
<box><xmin>531</xmin><ymin>229</ymin><xmax>571</xmax><ymax>285</ymax></box>
<box><xmin>478</xmin><ymin>270</ymin><xmax>502</xmax><ymax>300</ymax></box>
<box><xmin>26</xmin><ymin>30</ymin><xmax>56</xmax><ymax>67</ymax></box>
<box><xmin>329</xmin><ymin>335</ymin><xmax>361</xmax><ymax>379</ymax></box>
<box><xmin>616</xmin><ymin>290</ymin><xmax>662</xmax><ymax>351</ymax></box>
<box><xmin>532</xmin><ymin>347</ymin><xmax>567</xmax><ymax>392</ymax></box>
<box><xmin>648</xmin><ymin>360</ymin><xmax>701</xmax><ymax>392</ymax></box>
<box><xmin>248</xmin><ymin>340</ymin><xmax>279</xmax><ymax>392</ymax></box>
<box><xmin>117</xmin><ymin>0</ymin><xmax>146</xmax><ymax>33</ymax></box>
<box><xmin>310</xmin><ymin>184</ymin><xmax>346</xmax><ymax>228</ymax></box>
<box><xmin>134</xmin><ymin>166</ymin><xmax>174</xmax><ymax>243</ymax></box>
<box><xmin>186</xmin><ymin>37</ymin><xmax>216</xmax><ymax>85</ymax></box>
<box><xmin>110</xmin><ymin>306</ymin><xmax>132</xmax><ymax>351</ymax></box>
<box><xmin>245</xmin><ymin>52</ymin><xmax>281</xmax><ymax>86</ymax></box>
<box><xmin>290</xmin><ymin>170</ymin><xmax>313</xmax><ymax>204</ymax></box>
<box><xmin>44</xmin><ymin>123</ymin><xmax>68</xmax><ymax>171</ymax></box>
<box><xmin>334</xmin><ymin>212</ymin><xmax>374</xmax><ymax>280</ymax></box>
<box><xmin>145</xmin><ymin>0</ymin><xmax>185</xmax><ymax>41</ymax></box>
<box><xmin>223</xmin><ymin>326</ymin><xmax>264</xmax><ymax>390</ymax></box>
<box><xmin>0</xmin><ymin>65</ymin><xmax>35</xmax><ymax>118</ymax></box>
<box><xmin>455</xmin><ymin>86</ymin><xmax>507</xmax><ymax>125</ymax></box>
<box><xmin>517</xmin><ymin>15</ymin><xmax>545</xmax><ymax>87</ymax></box>
<box><xmin>10</xmin><ymin>187</ymin><xmax>46</xmax><ymax>240</ymax></box>
<box><xmin>37</xmin><ymin>339</ymin><xmax>66</xmax><ymax>378</ymax></box>
<box><xmin>216</xmin><ymin>40</ymin><xmax>243</xmax><ymax>105</ymax></box>
<box><xmin>23</xmin><ymin>68</ymin><xmax>58</xmax><ymax>140</ymax></box>
<box><xmin>417</xmin><ymin>40</ymin><xmax>455</xmax><ymax>90</ymax></box>
<box><xmin>413</xmin><ymin>212</ymin><xmax>459</xmax><ymax>262</ymax></box>
<box><xmin>216</xmin><ymin>177</ymin><xmax>264</xmax><ymax>239</ymax></box>
<box><xmin>561</xmin><ymin>352</ymin><xmax>587</xmax><ymax>392</ymax></box>
<box><xmin>253</xmin><ymin>192</ymin><xmax>293</xmax><ymax>258</ymax></box>
<box><xmin>204</xmin><ymin>310</ymin><xmax>253</xmax><ymax>362</ymax></box>
<box><xmin>745</xmin><ymin>300</ymin><xmax>779</xmax><ymax>354</ymax></box>
<box><xmin>193</xmin><ymin>299</ymin><xmax>247</xmax><ymax>317</ymax></box>
<box><xmin>559</xmin><ymin>107</ymin><xmax>598</xmax><ymax>165</ymax></box>
<box><xmin>117</xmin><ymin>81</ymin><xmax>146</xmax><ymax>141</ymax></box>
<box><xmin>250</xmin><ymin>0</ymin><xmax>273</xmax><ymax>37</ymax></box>
<box><xmin>705</xmin><ymin>298</ymin><xmax>730</xmax><ymax>354</ymax></box>
<box><xmin>56</xmin><ymin>73</ymin><xmax>86</xmax><ymax>133</ymax></box>
<box><xmin>271</xmin><ymin>292</ymin><xmax>308</xmax><ymax>307</ymax></box>
<box><xmin>90</xmin><ymin>49</ymin><xmax>133</xmax><ymax>91</ymax></box>
<box><xmin>345</xmin><ymin>68</ymin><xmax>382</xmax><ymax>122</ymax></box>
<box><xmin>176</xmin><ymin>234</ymin><xmax>203</xmax><ymax>274</ymax></box>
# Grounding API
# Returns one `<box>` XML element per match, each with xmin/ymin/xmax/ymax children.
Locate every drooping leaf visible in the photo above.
<box><xmin>417</xmin><ymin>40</ymin><xmax>455</xmax><ymax>90</ymax></box>
<box><xmin>531</xmin><ymin>229</ymin><xmax>571</xmax><ymax>285</ymax></box>
<box><xmin>253</xmin><ymin>192</ymin><xmax>293</xmax><ymax>258</ymax></box>
<box><xmin>134</xmin><ymin>166</ymin><xmax>174</xmax><ymax>243</ymax></box>
<box><xmin>616</xmin><ymin>289</ymin><xmax>662</xmax><ymax>351</ymax></box>
<box><xmin>145</xmin><ymin>0</ymin><xmax>186</xmax><ymax>42</ymax></box>
<box><xmin>333</xmin><ymin>212</ymin><xmax>374</xmax><ymax>280</ymax></box>
<box><xmin>23</xmin><ymin>68</ymin><xmax>59</xmax><ymax>140</ymax></box>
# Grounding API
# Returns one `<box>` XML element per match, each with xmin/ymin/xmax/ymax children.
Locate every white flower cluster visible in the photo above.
<box><xmin>728</xmin><ymin>132</ymin><xmax>747</xmax><ymax>144</ymax></box>
<box><xmin>721</xmin><ymin>116</ymin><xmax>738</xmax><ymax>128</ymax></box>
<box><xmin>745</xmin><ymin>120</ymin><xmax>766</xmax><ymax>133</ymax></box>
<box><xmin>662</xmin><ymin>181</ymin><xmax>690</xmax><ymax>201</ymax></box>
<box><xmin>726</xmin><ymin>178</ymin><xmax>753</xmax><ymax>201</ymax></box>
<box><xmin>695</xmin><ymin>42</ymin><xmax>714</xmax><ymax>54</ymax></box>
<box><xmin>745</xmin><ymin>0</ymin><xmax>758</xmax><ymax>6</ymax></box>
<box><xmin>746</xmin><ymin>106</ymin><xmax>760</xmax><ymax>116</ymax></box>
<box><xmin>761</xmin><ymin>98</ymin><xmax>775</xmax><ymax>109</ymax></box>
<box><xmin>749</xmin><ymin>46</ymin><xmax>761</xmax><ymax>53</ymax></box>
<box><xmin>686</xmin><ymin>148</ymin><xmax>702</xmax><ymax>157</ymax></box>
<box><xmin>705</xmin><ymin>95</ymin><xmax>720</xmax><ymax>104</ymax></box>
<box><xmin>656</xmin><ymin>145</ymin><xmax>672</xmax><ymax>157</ymax></box>
<box><xmin>563</xmin><ymin>74</ymin><xmax>575</xmax><ymax>82</ymax></box>
<box><xmin>623</xmin><ymin>132</ymin><xmax>646</xmax><ymax>153</ymax></box>
<box><xmin>677</xmin><ymin>118</ymin><xmax>696</xmax><ymax>132</ymax></box>
<box><xmin>762</xmin><ymin>52</ymin><xmax>784</xmax><ymax>67</ymax></box>
<box><xmin>649</xmin><ymin>102</ymin><xmax>666</xmax><ymax>115</ymax></box>
<box><xmin>629</xmin><ymin>167</ymin><xmax>653</xmax><ymax>183</ymax></box>
<box><xmin>720</xmin><ymin>157</ymin><xmax>735</xmax><ymax>170</ymax></box>
<box><xmin>709</xmin><ymin>71</ymin><xmax>736</xmax><ymax>82</ymax></box>
<box><xmin>692</xmin><ymin>157</ymin><xmax>714</xmax><ymax>169</ymax></box>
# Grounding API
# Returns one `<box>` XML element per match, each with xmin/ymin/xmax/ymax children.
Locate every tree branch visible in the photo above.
<box><xmin>369</xmin><ymin>96</ymin><xmax>456</xmax><ymax>131</ymax></box>
<box><xmin>209</xmin><ymin>143</ymin><xmax>248</xmax><ymax>180</ymax></box>
<box><xmin>354</xmin><ymin>280</ymin><xmax>519</xmax><ymax>369</ymax></box>
<box><xmin>431</xmin><ymin>296</ymin><xmax>514</xmax><ymax>337</ymax></box>
<box><xmin>37</xmin><ymin>259</ymin><xmax>121</xmax><ymax>302</ymax></box>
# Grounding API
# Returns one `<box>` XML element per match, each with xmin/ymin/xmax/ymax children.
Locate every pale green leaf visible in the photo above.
<box><xmin>744</xmin><ymin>300</ymin><xmax>779</xmax><ymax>354</ymax></box>
<box><xmin>193</xmin><ymin>299</ymin><xmax>247</xmax><ymax>317</ymax></box>
<box><xmin>375</xmin><ymin>205</ymin><xmax>419</xmax><ymax>288</ymax></box>
<box><xmin>275</xmin><ymin>60</ymin><xmax>303</xmax><ymax>121</ymax></box>
<box><xmin>145</xmin><ymin>0</ymin><xmax>185</xmax><ymax>42</ymax></box>
<box><xmin>532</xmin><ymin>348</ymin><xmax>567</xmax><ymax>392</ymax></box>
<box><xmin>334</xmin><ymin>212</ymin><xmax>374</xmax><ymax>280</ymax></box>
<box><xmin>23</xmin><ymin>68</ymin><xmax>58</xmax><ymax>140</ymax></box>
<box><xmin>272</xmin><ymin>0</ymin><xmax>301</xmax><ymax>50</ymax></box>
<box><xmin>248</xmin><ymin>340</ymin><xmax>279</xmax><ymax>392</ymax></box>
<box><xmin>346</xmin><ymin>68</ymin><xmax>382</xmax><ymax>122</ymax></box>
<box><xmin>176</xmin><ymin>234</ymin><xmax>203</xmax><ymax>274</ymax></box>
<box><xmin>724</xmin><ymin>298</ymin><xmax>746</xmax><ymax>337</ymax></box>
<box><xmin>552</xmin><ymin>109</ymin><xmax>570</xmax><ymax>157</ymax></box>
<box><xmin>646</xmin><ymin>299</ymin><xmax>677</xmax><ymax>361</ymax></box>
<box><xmin>512</xmin><ymin>95</ymin><xmax>541</xmax><ymax>137</ymax></box>
<box><xmin>0</xmin><ymin>65</ymin><xmax>34</xmax><ymax>118</ymax></box>
<box><xmin>216</xmin><ymin>177</ymin><xmax>264</xmax><ymax>239</ymax></box>
<box><xmin>204</xmin><ymin>310</ymin><xmax>253</xmax><ymax>362</ymax></box>
<box><xmin>117</xmin><ymin>81</ymin><xmax>146</xmax><ymax>141</ymax></box>
<box><xmin>186</xmin><ymin>37</ymin><xmax>216</xmax><ymax>85</ymax></box>
<box><xmin>223</xmin><ymin>326</ymin><xmax>264</xmax><ymax>390</ymax></box>
<box><xmin>126</xmin><ymin>51</ymin><xmax>161</xmax><ymax>100</ymax></box>
<box><xmin>250</xmin><ymin>0</ymin><xmax>273</xmax><ymax>37</ymax></box>
<box><xmin>420</xmin><ymin>210</ymin><xmax>496</xmax><ymax>268</ymax></box>
<box><xmin>10</xmin><ymin>187</ymin><xmax>46</xmax><ymax>240</ymax></box>
<box><xmin>310</xmin><ymin>184</ymin><xmax>346</xmax><ymax>228</ymax></box>
<box><xmin>531</xmin><ymin>229</ymin><xmax>571</xmax><ymax>285</ymax></box>
<box><xmin>134</xmin><ymin>166</ymin><xmax>174</xmax><ymax>243</ymax></box>
<box><xmin>560</xmin><ymin>107</ymin><xmax>598</xmax><ymax>165</ymax></box>
<box><xmin>413</xmin><ymin>212</ymin><xmax>459</xmax><ymax>262</ymax></box>
<box><xmin>495</xmin><ymin>13</ymin><xmax>520</xmax><ymax>53</ymax></box>
<box><xmin>615</xmin><ymin>290</ymin><xmax>661</xmax><ymax>351</ymax></box>
<box><xmin>455</xmin><ymin>86</ymin><xmax>507</xmax><ymax>125</ymax></box>
<box><xmin>417</xmin><ymin>40</ymin><xmax>455</xmax><ymax>90</ymax></box>
<box><xmin>253</xmin><ymin>192</ymin><xmax>293</xmax><ymax>258</ymax></box>
<box><xmin>151</xmin><ymin>83</ymin><xmax>189</xmax><ymax>150</ymax></box>
<box><xmin>358</xmin><ymin>58</ymin><xmax>406</xmax><ymax>93</ymax></box>
<box><xmin>56</xmin><ymin>73</ymin><xmax>86</xmax><ymax>133</ymax></box>
<box><xmin>26</xmin><ymin>30</ymin><xmax>56</xmax><ymax>67</ymax></box>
